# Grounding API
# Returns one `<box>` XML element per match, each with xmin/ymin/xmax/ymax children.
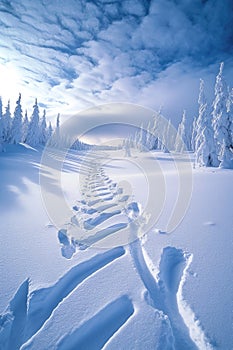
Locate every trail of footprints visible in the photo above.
<box><xmin>0</xmin><ymin>245</ymin><xmax>203</xmax><ymax>349</ymax></box>
<box><xmin>58</xmin><ymin>161</ymin><xmax>134</xmax><ymax>257</ymax></box>
<box><xmin>0</xmin><ymin>155</ymin><xmax>212</xmax><ymax>349</ymax></box>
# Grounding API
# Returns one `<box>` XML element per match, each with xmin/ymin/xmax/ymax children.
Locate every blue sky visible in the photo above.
<box><xmin>0</xmin><ymin>0</ymin><xmax>233</xmax><ymax>125</ymax></box>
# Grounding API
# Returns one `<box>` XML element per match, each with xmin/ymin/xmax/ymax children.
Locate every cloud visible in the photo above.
<box><xmin>0</xmin><ymin>0</ymin><xmax>232</xmax><ymax>127</ymax></box>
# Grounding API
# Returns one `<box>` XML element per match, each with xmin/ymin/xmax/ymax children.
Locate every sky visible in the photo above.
<box><xmin>0</xmin><ymin>0</ymin><xmax>233</xmax><ymax>127</ymax></box>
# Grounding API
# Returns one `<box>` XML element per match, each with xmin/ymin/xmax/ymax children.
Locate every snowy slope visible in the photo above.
<box><xmin>0</xmin><ymin>145</ymin><xmax>232</xmax><ymax>350</ymax></box>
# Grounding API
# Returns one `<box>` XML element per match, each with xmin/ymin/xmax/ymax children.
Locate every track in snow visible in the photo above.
<box><xmin>57</xmin><ymin>295</ymin><xmax>134</xmax><ymax>350</ymax></box>
<box><xmin>58</xmin><ymin>152</ymin><xmax>138</xmax><ymax>257</ymax></box>
<box><xmin>0</xmin><ymin>247</ymin><xmax>125</xmax><ymax>349</ymax></box>
<box><xmin>0</xmin><ymin>150</ymin><xmax>213</xmax><ymax>350</ymax></box>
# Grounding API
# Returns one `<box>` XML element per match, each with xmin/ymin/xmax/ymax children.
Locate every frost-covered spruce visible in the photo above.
<box><xmin>164</xmin><ymin>119</ymin><xmax>172</xmax><ymax>152</ymax></box>
<box><xmin>212</xmin><ymin>62</ymin><xmax>232</xmax><ymax>161</ymax></box>
<box><xmin>195</xmin><ymin>125</ymin><xmax>219</xmax><ymax>167</ymax></box>
<box><xmin>138</xmin><ymin>123</ymin><xmax>146</xmax><ymax>152</ymax></box>
<box><xmin>195</xmin><ymin>79</ymin><xmax>207</xmax><ymax>152</ymax></box>
<box><xmin>26</xmin><ymin>99</ymin><xmax>40</xmax><ymax>147</ymax></box>
<box><xmin>22</xmin><ymin>110</ymin><xmax>29</xmax><ymax>143</ymax></box>
<box><xmin>54</xmin><ymin>113</ymin><xmax>61</xmax><ymax>147</ymax></box>
<box><xmin>2</xmin><ymin>100</ymin><xmax>12</xmax><ymax>143</ymax></box>
<box><xmin>48</xmin><ymin>121</ymin><xmax>53</xmax><ymax>139</ymax></box>
<box><xmin>145</xmin><ymin>121</ymin><xmax>152</xmax><ymax>150</ymax></box>
<box><xmin>11</xmin><ymin>93</ymin><xmax>23</xmax><ymax>144</ymax></box>
<box><xmin>227</xmin><ymin>87</ymin><xmax>233</xmax><ymax>151</ymax></box>
<box><xmin>39</xmin><ymin>109</ymin><xmax>48</xmax><ymax>145</ymax></box>
<box><xmin>195</xmin><ymin>80</ymin><xmax>218</xmax><ymax>167</ymax></box>
<box><xmin>219</xmin><ymin>139</ymin><xmax>233</xmax><ymax>169</ymax></box>
<box><xmin>191</xmin><ymin>116</ymin><xmax>197</xmax><ymax>152</ymax></box>
<box><xmin>0</xmin><ymin>97</ymin><xmax>3</xmax><ymax>144</ymax></box>
<box><xmin>175</xmin><ymin>110</ymin><xmax>187</xmax><ymax>153</ymax></box>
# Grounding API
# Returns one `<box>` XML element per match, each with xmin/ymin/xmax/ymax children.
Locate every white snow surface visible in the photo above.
<box><xmin>0</xmin><ymin>144</ymin><xmax>232</xmax><ymax>350</ymax></box>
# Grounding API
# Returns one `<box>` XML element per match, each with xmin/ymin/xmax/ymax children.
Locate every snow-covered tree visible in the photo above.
<box><xmin>22</xmin><ymin>110</ymin><xmax>29</xmax><ymax>143</ymax></box>
<box><xmin>137</xmin><ymin>123</ymin><xmax>146</xmax><ymax>151</ymax></box>
<box><xmin>144</xmin><ymin>114</ymin><xmax>158</xmax><ymax>150</ymax></box>
<box><xmin>195</xmin><ymin>79</ymin><xmax>207</xmax><ymax>152</ymax></box>
<box><xmin>48</xmin><ymin>121</ymin><xmax>53</xmax><ymax>139</ymax></box>
<box><xmin>195</xmin><ymin>79</ymin><xmax>219</xmax><ymax>167</ymax></box>
<box><xmin>10</xmin><ymin>93</ymin><xmax>23</xmax><ymax>144</ymax></box>
<box><xmin>195</xmin><ymin>125</ymin><xmax>219</xmax><ymax>167</ymax></box>
<box><xmin>0</xmin><ymin>97</ymin><xmax>3</xmax><ymax>151</ymax></box>
<box><xmin>191</xmin><ymin>116</ymin><xmax>197</xmax><ymax>152</ymax></box>
<box><xmin>54</xmin><ymin>113</ymin><xmax>61</xmax><ymax>147</ymax></box>
<box><xmin>138</xmin><ymin>123</ymin><xmax>144</xmax><ymax>151</ymax></box>
<box><xmin>175</xmin><ymin>110</ymin><xmax>187</xmax><ymax>153</ymax></box>
<box><xmin>26</xmin><ymin>98</ymin><xmax>40</xmax><ymax>147</ymax></box>
<box><xmin>0</xmin><ymin>97</ymin><xmax>3</xmax><ymax>143</ymax></box>
<box><xmin>218</xmin><ymin>139</ymin><xmax>233</xmax><ymax>168</ymax></box>
<box><xmin>145</xmin><ymin>121</ymin><xmax>151</xmax><ymax>150</ymax></box>
<box><xmin>163</xmin><ymin>119</ymin><xmax>173</xmax><ymax>152</ymax></box>
<box><xmin>2</xmin><ymin>100</ymin><xmax>12</xmax><ymax>143</ymax></box>
<box><xmin>39</xmin><ymin>109</ymin><xmax>48</xmax><ymax>145</ymax></box>
<box><xmin>123</xmin><ymin>137</ymin><xmax>131</xmax><ymax>157</ymax></box>
<box><xmin>212</xmin><ymin>62</ymin><xmax>232</xmax><ymax>161</ymax></box>
<box><xmin>56</xmin><ymin>113</ymin><xmax>60</xmax><ymax>129</ymax></box>
<box><xmin>227</xmin><ymin>87</ymin><xmax>233</xmax><ymax>150</ymax></box>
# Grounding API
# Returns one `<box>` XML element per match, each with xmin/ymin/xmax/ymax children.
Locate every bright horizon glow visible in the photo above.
<box><xmin>0</xmin><ymin>63</ymin><xmax>21</xmax><ymax>103</ymax></box>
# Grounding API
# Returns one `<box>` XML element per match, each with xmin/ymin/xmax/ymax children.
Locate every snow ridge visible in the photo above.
<box><xmin>0</xmin><ymin>247</ymin><xmax>125</xmax><ymax>349</ymax></box>
<box><xmin>56</xmin><ymin>295</ymin><xmax>134</xmax><ymax>350</ymax></box>
<box><xmin>130</xmin><ymin>236</ymin><xmax>213</xmax><ymax>350</ymax></box>
<box><xmin>177</xmin><ymin>254</ymin><xmax>213</xmax><ymax>350</ymax></box>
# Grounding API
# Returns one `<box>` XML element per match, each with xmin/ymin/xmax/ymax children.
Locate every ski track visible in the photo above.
<box><xmin>0</xmin><ymin>152</ymin><xmax>213</xmax><ymax>349</ymax></box>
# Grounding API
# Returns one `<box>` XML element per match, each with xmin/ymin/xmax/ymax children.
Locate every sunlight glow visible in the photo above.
<box><xmin>0</xmin><ymin>62</ymin><xmax>22</xmax><ymax>104</ymax></box>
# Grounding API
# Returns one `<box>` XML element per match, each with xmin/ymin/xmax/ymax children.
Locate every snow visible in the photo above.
<box><xmin>0</xmin><ymin>144</ymin><xmax>232</xmax><ymax>349</ymax></box>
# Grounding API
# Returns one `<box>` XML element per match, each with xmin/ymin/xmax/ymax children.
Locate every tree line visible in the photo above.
<box><xmin>0</xmin><ymin>96</ymin><xmax>89</xmax><ymax>152</ymax></box>
<box><xmin>0</xmin><ymin>95</ymin><xmax>54</xmax><ymax>151</ymax></box>
<box><xmin>130</xmin><ymin>62</ymin><xmax>233</xmax><ymax>169</ymax></box>
<box><xmin>0</xmin><ymin>62</ymin><xmax>232</xmax><ymax>168</ymax></box>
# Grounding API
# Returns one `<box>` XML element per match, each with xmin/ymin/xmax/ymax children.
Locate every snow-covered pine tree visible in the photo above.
<box><xmin>195</xmin><ymin>79</ymin><xmax>207</xmax><ymax>152</ymax></box>
<box><xmin>227</xmin><ymin>87</ymin><xmax>233</xmax><ymax>151</ymax></box>
<box><xmin>218</xmin><ymin>86</ymin><xmax>233</xmax><ymax>168</ymax></box>
<box><xmin>22</xmin><ymin>110</ymin><xmax>29</xmax><ymax>143</ymax></box>
<box><xmin>218</xmin><ymin>139</ymin><xmax>233</xmax><ymax>168</ymax></box>
<box><xmin>175</xmin><ymin>110</ymin><xmax>187</xmax><ymax>153</ymax></box>
<box><xmin>2</xmin><ymin>100</ymin><xmax>12</xmax><ymax>143</ymax></box>
<box><xmin>164</xmin><ymin>119</ymin><xmax>172</xmax><ymax>152</ymax></box>
<box><xmin>138</xmin><ymin>123</ymin><xmax>145</xmax><ymax>151</ymax></box>
<box><xmin>133</xmin><ymin>129</ymin><xmax>139</xmax><ymax>149</ymax></box>
<box><xmin>145</xmin><ymin>121</ymin><xmax>151</xmax><ymax>150</ymax></box>
<box><xmin>11</xmin><ymin>93</ymin><xmax>23</xmax><ymax>144</ymax></box>
<box><xmin>26</xmin><ymin>98</ymin><xmax>40</xmax><ymax>147</ymax></box>
<box><xmin>150</xmin><ymin>114</ymin><xmax>159</xmax><ymax>150</ymax></box>
<box><xmin>195</xmin><ymin>125</ymin><xmax>219</xmax><ymax>167</ymax></box>
<box><xmin>186</xmin><ymin>122</ymin><xmax>192</xmax><ymax>151</ymax></box>
<box><xmin>54</xmin><ymin>113</ymin><xmax>61</xmax><ymax>148</ymax></box>
<box><xmin>0</xmin><ymin>97</ymin><xmax>3</xmax><ymax>151</ymax></box>
<box><xmin>48</xmin><ymin>121</ymin><xmax>53</xmax><ymax>139</ymax></box>
<box><xmin>212</xmin><ymin>62</ymin><xmax>232</xmax><ymax>167</ymax></box>
<box><xmin>191</xmin><ymin>116</ymin><xmax>197</xmax><ymax>152</ymax></box>
<box><xmin>195</xmin><ymin>80</ymin><xmax>219</xmax><ymax>167</ymax></box>
<box><xmin>39</xmin><ymin>109</ymin><xmax>48</xmax><ymax>145</ymax></box>
<box><xmin>124</xmin><ymin>136</ymin><xmax>131</xmax><ymax>157</ymax></box>
<box><xmin>56</xmin><ymin>113</ymin><xmax>60</xmax><ymax>129</ymax></box>
<box><xmin>0</xmin><ymin>97</ymin><xmax>3</xmax><ymax>143</ymax></box>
